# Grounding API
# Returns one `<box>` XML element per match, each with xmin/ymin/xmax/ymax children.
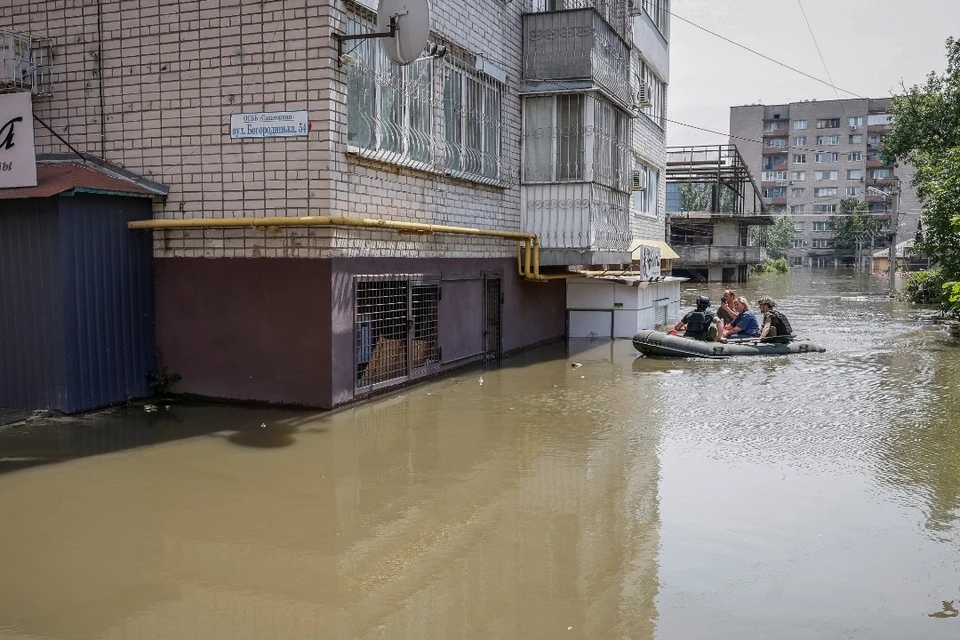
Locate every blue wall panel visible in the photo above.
<box><xmin>59</xmin><ymin>194</ymin><xmax>156</xmax><ymax>413</ymax></box>
<box><xmin>0</xmin><ymin>199</ymin><xmax>68</xmax><ymax>410</ymax></box>
<box><xmin>0</xmin><ymin>194</ymin><xmax>156</xmax><ymax>414</ymax></box>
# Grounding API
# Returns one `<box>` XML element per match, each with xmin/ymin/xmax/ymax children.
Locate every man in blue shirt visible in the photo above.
<box><xmin>722</xmin><ymin>297</ymin><xmax>761</xmax><ymax>340</ymax></box>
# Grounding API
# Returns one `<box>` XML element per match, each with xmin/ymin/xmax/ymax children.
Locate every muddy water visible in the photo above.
<box><xmin>0</xmin><ymin>269</ymin><xmax>958</xmax><ymax>639</ymax></box>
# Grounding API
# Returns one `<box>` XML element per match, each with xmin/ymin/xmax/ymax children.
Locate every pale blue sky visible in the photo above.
<box><xmin>667</xmin><ymin>0</ymin><xmax>956</xmax><ymax>146</ymax></box>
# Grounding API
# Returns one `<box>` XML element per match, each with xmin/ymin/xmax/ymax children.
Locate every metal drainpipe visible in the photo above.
<box><xmin>97</xmin><ymin>0</ymin><xmax>106</xmax><ymax>160</ymax></box>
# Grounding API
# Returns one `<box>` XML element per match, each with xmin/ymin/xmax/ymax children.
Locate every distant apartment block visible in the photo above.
<box><xmin>730</xmin><ymin>99</ymin><xmax>919</xmax><ymax>267</ymax></box>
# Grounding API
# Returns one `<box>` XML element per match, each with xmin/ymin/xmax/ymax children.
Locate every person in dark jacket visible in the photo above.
<box><xmin>674</xmin><ymin>295</ymin><xmax>723</xmax><ymax>341</ymax></box>
<box><xmin>757</xmin><ymin>296</ymin><xmax>794</xmax><ymax>342</ymax></box>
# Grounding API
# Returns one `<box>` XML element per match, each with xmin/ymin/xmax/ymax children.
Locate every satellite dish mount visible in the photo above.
<box><xmin>333</xmin><ymin>0</ymin><xmax>432</xmax><ymax>67</ymax></box>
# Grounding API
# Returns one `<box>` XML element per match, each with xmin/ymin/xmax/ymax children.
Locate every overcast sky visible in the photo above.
<box><xmin>667</xmin><ymin>0</ymin><xmax>956</xmax><ymax>147</ymax></box>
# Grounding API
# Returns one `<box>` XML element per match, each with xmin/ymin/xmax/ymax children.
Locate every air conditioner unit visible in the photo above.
<box><xmin>849</xmin><ymin>125</ymin><xmax>859</xmax><ymax>131</ymax></box>
<box><xmin>631</xmin><ymin>170</ymin><xmax>646</xmax><ymax>192</ymax></box>
<box><xmin>633</xmin><ymin>81</ymin><xmax>652</xmax><ymax>110</ymax></box>
<box><xmin>0</xmin><ymin>33</ymin><xmax>36</xmax><ymax>88</ymax></box>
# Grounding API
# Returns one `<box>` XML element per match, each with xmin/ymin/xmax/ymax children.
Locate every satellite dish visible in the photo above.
<box><xmin>377</xmin><ymin>0</ymin><xmax>431</xmax><ymax>66</ymax></box>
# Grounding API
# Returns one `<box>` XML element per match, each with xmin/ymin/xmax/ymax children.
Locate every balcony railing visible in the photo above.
<box><xmin>522</xmin><ymin>8</ymin><xmax>631</xmax><ymax>109</ymax></box>
<box><xmin>521</xmin><ymin>182</ymin><xmax>631</xmax><ymax>264</ymax></box>
<box><xmin>673</xmin><ymin>245</ymin><xmax>767</xmax><ymax>266</ymax></box>
<box><xmin>525</xmin><ymin>0</ymin><xmax>627</xmax><ymax>38</ymax></box>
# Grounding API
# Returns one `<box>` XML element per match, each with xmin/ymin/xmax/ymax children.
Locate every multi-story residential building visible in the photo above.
<box><xmin>0</xmin><ymin>0</ymin><xmax>675</xmax><ymax>412</ymax></box>
<box><xmin>730</xmin><ymin>98</ymin><xmax>919</xmax><ymax>267</ymax></box>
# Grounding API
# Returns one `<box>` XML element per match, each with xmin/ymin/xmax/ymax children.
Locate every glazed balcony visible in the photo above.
<box><xmin>521</xmin><ymin>7</ymin><xmax>632</xmax><ymax>110</ymax></box>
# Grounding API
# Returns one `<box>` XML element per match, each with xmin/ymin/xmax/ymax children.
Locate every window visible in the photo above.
<box><xmin>640</xmin><ymin>62</ymin><xmax>666</xmax><ymax>129</ymax></box>
<box><xmin>867</xmin><ymin>151</ymin><xmax>883</xmax><ymax>162</ymax></box>
<box><xmin>763</xmin><ymin>121</ymin><xmax>789</xmax><ymax>133</ymax></box>
<box><xmin>870</xmin><ymin>168</ymin><xmax>891</xmax><ymax>179</ymax></box>
<box><xmin>793</xmin><ymin>239</ymin><xmax>805</xmax><ymax>249</ymax></box>
<box><xmin>762</xmin><ymin>170</ymin><xmax>788</xmax><ymax>181</ymax></box>
<box><xmin>848</xmin><ymin>151</ymin><xmax>863</xmax><ymax>162</ymax></box>
<box><xmin>794</xmin><ymin>221</ymin><xmax>805</xmax><ymax>231</ymax></box>
<box><xmin>444</xmin><ymin>65</ymin><xmax>503</xmax><ymax>179</ymax></box>
<box><xmin>763</xmin><ymin>155</ymin><xmax>786</xmax><ymax>170</ymax></box>
<box><xmin>355</xmin><ymin>278</ymin><xmax>440</xmax><ymax>390</ymax></box>
<box><xmin>867</xmin><ymin>113</ymin><xmax>891</xmax><ymax>126</ymax></box>
<box><xmin>632</xmin><ymin>161</ymin><xmax>660</xmax><ymax>217</ymax></box>
<box><xmin>794</xmin><ymin>120</ymin><xmax>808</xmax><ymax>130</ymax></box>
<box><xmin>794</xmin><ymin>136</ymin><xmax>807</xmax><ymax>146</ymax></box>
<box><xmin>847</xmin><ymin>169</ymin><xmax>863</xmax><ymax>180</ymax></box>
<box><xmin>641</xmin><ymin>0</ymin><xmax>670</xmax><ymax>37</ymax></box>
<box><xmin>790</xmin><ymin>205</ymin><xmax>805</xmax><ymax>214</ymax></box>
<box><xmin>766</xmin><ymin>138</ymin><xmax>787</xmax><ymax>148</ymax></box>
<box><xmin>816</xmin><ymin>118</ymin><xmax>841</xmax><ymax>129</ymax></box>
<box><xmin>791</xmin><ymin>171</ymin><xmax>806</xmax><ymax>181</ymax></box>
<box><xmin>791</xmin><ymin>187</ymin><xmax>805</xmax><ymax>198</ymax></box>
<box><xmin>793</xmin><ymin>154</ymin><xmax>806</xmax><ymax>164</ymax></box>
<box><xmin>346</xmin><ymin>19</ymin><xmax>435</xmax><ymax>165</ymax></box>
<box><xmin>346</xmin><ymin>17</ymin><xmax>503</xmax><ymax>182</ymax></box>
<box><xmin>814</xmin><ymin>187</ymin><xmax>838</xmax><ymax>197</ymax></box>
<box><xmin>867</xmin><ymin>134</ymin><xmax>884</xmax><ymax>147</ymax></box>
<box><xmin>763</xmin><ymin>187</ymin><xmax>786</xmax><ymax>198</ymax></box>
<box><xmin>816</xmin><ymin>135</ymin><xmax>840</xmax><ymax>146</ymax></box>
<box><xmin>812</xmin><ymin>239</ymin><xmax>833</xmax><ymax>248</ymax></box>
<box><xmin>815</xmin><ymin>153</ymin><xmax>838</xmax><ymax>163</ymax></box>
<box><xmin>524</xmin><ymin>94</ymin><xmax>629</xmax><ymax>189</ymax></box>
<box><xmin>812</xmin><ymin>204</ymin><xmax>838</xmax><ymax>214</ymax></box>
<box><xmin>814</xmin><ymin>170</ymin><xmax>838</xmax><ymax>181</ymax></box>
<box><xmin>792</xmin><ymin>256</ymin><xmax>803</xmax><ymax>266</ymax></box>
<box><xmin>849</xmin><ymin>116</ymin><xmax>864</xmax><ymax>128</ymax></box>
<box><xmin>849</xmin><ymin>134</ymin><xmax>863</xmax><ymax>144</ymax></box>
<box><xmin>813</xmin><ymin>221</ymin><xmax>829</xmax><ymax>232</ymax></box>
<box><xmin>846</xmin><ymin>186</ymin><xmax>863</xmax><ymax>196</ymax></box>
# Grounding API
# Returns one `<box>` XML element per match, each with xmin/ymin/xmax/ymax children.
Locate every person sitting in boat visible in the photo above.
<box><xmin>717</xmin><ymin>289</ymin><xmax>738</xmax><ymax>324</ymax></box>
<box><xmin>674</xmin><ymin>295</ymin><xmax>723</xmax><ymax>341</ymax></box>
<box><xmin>757</xmin><ymin>296</ymin><xmax>793</xmax><ymax>343</ymax></box>
<box><xmin>722</xmin><ymin>297</ymin><xmax>761</xmax><ymax>340</ymax></box>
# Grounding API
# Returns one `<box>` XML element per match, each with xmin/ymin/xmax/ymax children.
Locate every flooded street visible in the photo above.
<box><xmin>1</xmin><ymin>269</ymin><xmax>958</xmax><ymax>639</ymax></box>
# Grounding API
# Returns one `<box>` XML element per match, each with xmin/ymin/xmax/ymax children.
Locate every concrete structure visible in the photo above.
<box><xmin>2</xmin><ymin>0</ymin><xmax>675</xmax><ymax>409</ymax></box>
<box><xmin>730</xmin><ymin>98</ymin><xmax>919</xmax><ymax>268</ymax></box>
<box><xmin>664</xmin><ymin>145</ymin><xmax>771</xmax><ymax>282</ymax></box>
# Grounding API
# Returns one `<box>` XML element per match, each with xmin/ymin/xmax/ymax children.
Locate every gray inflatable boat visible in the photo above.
<box><xmin>632</xmin><ymin>330</ymin><xmax>826</xmax><ymax>359</ymax></box>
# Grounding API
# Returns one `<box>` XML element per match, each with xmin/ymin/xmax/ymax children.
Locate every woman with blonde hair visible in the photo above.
<box><xmin>722</xmin><ymin>296</ymin><xmax>761</xmax><ymax>340</ymax></box>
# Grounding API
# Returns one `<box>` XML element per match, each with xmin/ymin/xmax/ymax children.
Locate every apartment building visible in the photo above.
<box><xmin>730</xmin><ymin>98</ymin><xmax>919</xmax><ymax>267</ymax></box>
<box><xmin>0</xmin><ymin>0</ymin><xmax>674</xmax><ymax>411</ymax></box>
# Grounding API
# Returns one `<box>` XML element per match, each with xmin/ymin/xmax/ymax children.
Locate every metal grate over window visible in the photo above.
<box><xmin>355</xmin><ymin>277</ymin><xmax>440</xmax><ymax>391</ymax></box>
<box><xmin>484</xmin><ymin>278</ymin><xmax>502</xmax><ymax>362</ymax></box>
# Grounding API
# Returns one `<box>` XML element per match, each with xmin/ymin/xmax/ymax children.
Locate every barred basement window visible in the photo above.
<box><xmin>355</xmin><ymin>277</ymin><xmax>439</xmax><ymax>391</ymax></box>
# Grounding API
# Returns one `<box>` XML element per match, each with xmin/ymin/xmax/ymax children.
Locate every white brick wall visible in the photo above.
<box><xmin>631</xmin><ymin>109</ymin><xmax>668</xmax><ymax>243</ymax></box>
<box><xmin>6</xmin><ymin>0</ymin><xmax>667</xmax><ymax>261</ymax></box>
<box><xmin>5</xmin><ymin>0</ymin><xmax>522</xmax><ymax>260</ymax></box>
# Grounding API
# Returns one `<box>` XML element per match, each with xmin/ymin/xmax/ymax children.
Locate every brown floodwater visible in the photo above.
<box><xmin>0</xmin><ymin>269</ymin><xmax>958</xmax><ymax>639</ymax></box>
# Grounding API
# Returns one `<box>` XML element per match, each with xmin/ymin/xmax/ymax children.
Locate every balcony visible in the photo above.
<box><xmin>868</xmin><ymin>176</ymin><xmax>895</xmax><ymax>187</ymax></box>
<box><xmin>764</xmin><ymin>196</ymin><xmax>787</xmax><ymax>206</ymax></box>
<box><xmin>866</xmin><ymin>193</ymin><xmax>888</xmax><ymax>203</ymax></box>
<box><xmin>867</xmin><ymin>123</ymin><xmax>892</xmax><ymax>133</ymax></box>
<box><xmin>866</xmin><ymin>159</ymin><xmax>890</xmax><ymax>168</ymax></box>
<box><xmin>672</xmin><ymin>245</ymin><xmax>767</xmax><ymax>266</ymax></box>
<box><xmin>522</xmin><ymin>8</ymin><xmax>631</xmax><ymax>110</ymax></box>
<box><xmin>521</xmin><ymin>182</ymin><xmax>631</xmax><ymax>265</ymax></box>
<box><xmin>763</xmin><ymin>128</ymin><xmax>790</xmax><ymax>138</ymax></box>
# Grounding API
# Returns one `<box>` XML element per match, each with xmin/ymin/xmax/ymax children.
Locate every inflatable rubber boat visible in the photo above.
<box><xmin>632</xmin><ymin>330</ymin><xmax>826</xmax><ymax>359</ymax></box>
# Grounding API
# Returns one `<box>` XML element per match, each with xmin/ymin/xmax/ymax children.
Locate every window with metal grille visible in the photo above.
<box><xmin>355</xmin><ymin>277</ymin><xmax>439</xmax><ymax>391</ymax></box>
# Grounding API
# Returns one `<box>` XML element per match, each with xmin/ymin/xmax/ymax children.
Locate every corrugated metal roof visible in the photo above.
<box><xmin>0</xmin><ymin>162</ymin><xmax>166</xmax><ymax>200</ymax></box>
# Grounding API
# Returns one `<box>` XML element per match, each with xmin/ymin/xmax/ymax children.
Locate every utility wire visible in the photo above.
<box><xmin>667</xmin><ymin>9</ymin><xmax>865</xmax><ymax>99</ymax></box>
<box><xmin>795</xmin><ymin>0</ymin><xmax>849</xmax><ymax>125</ymax></box>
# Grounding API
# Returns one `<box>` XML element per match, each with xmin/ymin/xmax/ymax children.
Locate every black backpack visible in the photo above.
<box><xmin>769</xmin><ymin>310</ymin><xmax>792</xmax><ymax>336</ymax></box>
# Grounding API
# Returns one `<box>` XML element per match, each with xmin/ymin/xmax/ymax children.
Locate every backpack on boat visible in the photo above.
<box><xmin>684</xmin><ymin>310</ymin><xmax>713</xmax><ymax>339</ymax></box>
<box><xmin>768</xmin><ymin>310</ymin><xmax>792</xmax><ymax>337</ymax></box>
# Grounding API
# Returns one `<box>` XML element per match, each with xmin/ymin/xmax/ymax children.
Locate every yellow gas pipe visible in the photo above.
<box><xmin>128</xmin><ymin>215</ymin><xmax>547</xmax><ymax>281</ymax></box>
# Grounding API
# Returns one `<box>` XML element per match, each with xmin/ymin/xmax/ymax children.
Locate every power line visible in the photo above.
<box><xmin>667</xmin><ymin>9</ymin><xmax>865</xmax><ymax>99</ymax></box>
<box><xmin>795</xmin><ymin>0</ymin><xmax>849</xmax><ymax>125</ymax></box>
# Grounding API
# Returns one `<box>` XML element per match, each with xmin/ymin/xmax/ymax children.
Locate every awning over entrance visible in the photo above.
<box><xmin>0</xmin><ymin>160</ymin><xmax>168</xmax><ymax>200</ymax></box>
<box><xmin>629</xmin><ymin>238</ymin><xmax>680</xmax><ymax>261</ymax></box>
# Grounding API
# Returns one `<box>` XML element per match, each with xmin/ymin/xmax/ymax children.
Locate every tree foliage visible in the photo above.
<box><xmin>762</xmin><ymin>215</ymin><xmax>794</xmax><ymax>260</ymax></box>
<box><xmin>884</xmin><ymin>38</ymin><xmax>960</xmax><ymax>311</ymax></box>
<box><xmin>829</xmin><ymin>197</ymin><xmax>884</xmax><ymax>258</ymax></box>
<box><xmin>678</xmin><ymin>183</ymin><xmax>738</xmax><ymax>213</ymax></box>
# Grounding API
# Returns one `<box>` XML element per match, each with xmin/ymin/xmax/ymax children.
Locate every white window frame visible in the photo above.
<box><xmin>791</xmin><ymin>187</ymin><xmax>805</xmax><ymax>198</ymax></box>
<box><xmin>632</xmin><ymin>159</ymin><xmax>660</xmax><ymax>218</ymax></box>
<box><xmin>813</xmin><ymin>221</ymin><xmax>829</xmax><ymax>232</ymax></box>
<box><xmin>793</xmin><ymin>154</ymin><xmax>806</xmax><ymax>164</ymax></box>
<box><xmin>845</xmin><ymin>186</ymin><xmax>863</xmax><ymax>196</ymax></box>
<box><xmin>814</xmin><ymin>187</ymin><xmax>838</xmax><ymax>197</ymax></box>
<box><xmin>794</xmin><ymin>136</ymin><xmax>807</xmax><ymax>146</ymax></box>
<box><xmin>791</xmin><ymin>171</ymin><xmax>805</xmax><ymax>181</ymax></box>
<box><xmin>867</xmin><ymin>113</ymin><xmax>891</xmax><ymax>126</ymax></box>
<box><xmin>848</xmin><ymin>151</ymin><xmax>863</xmax><ymax>162</ymax></box>
<box><xmin>847</xmin><ymin>169</ymin><xmax>863</xmax><ymax>180</ymax></box>
<box><xmin>815</xmin><ymin>153</ymin><xmax>839</xmax><ymax>163</ymax></box>
<box><xmin>793</xmin><ymin>120</ymin><xmax>808</xmax><ymax>130</ymax></box>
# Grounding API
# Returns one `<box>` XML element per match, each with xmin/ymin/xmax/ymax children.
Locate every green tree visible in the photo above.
<box><xmin>883</xmin><ymin>37</ymin><xmax>960</xmax><ymax>313</ymax></box>
<box><xmin>829</xmin><ymin>197</ymin><xmax>883</xmax><ymax>258</ymax></box>
<box><xmin>762</xmin><ymin>215</ymin><xmax>794</xmax><ymax>260</ymax></box>
<box><xmin>679</xmin><ymin>183</ymin><xmax>711</xmax><ymax>212</ymax></box>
